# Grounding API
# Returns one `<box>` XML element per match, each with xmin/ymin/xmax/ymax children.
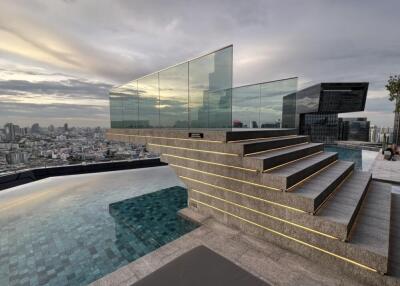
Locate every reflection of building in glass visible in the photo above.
<box><xmin>338</xmin><ymin>117</ymin><xmax>370</xmax><ymax>141</ymax></box>
<box><xmin>282</xmin><ymin>82</ymin><xmax>369</xmax><ymax>143</ymax></box>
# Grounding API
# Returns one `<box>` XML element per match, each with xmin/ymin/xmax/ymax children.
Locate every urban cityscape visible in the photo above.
<box><xmin>0</xmin><ymin>122</ymin><xmax>155</xmax><ymax>174</ymax></box>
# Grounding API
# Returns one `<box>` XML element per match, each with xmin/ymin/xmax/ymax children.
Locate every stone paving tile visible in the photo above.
<box><xmin>91</xmin><ymin>218</ymin><xmax>369</xmax><ymax>286</ymax></box>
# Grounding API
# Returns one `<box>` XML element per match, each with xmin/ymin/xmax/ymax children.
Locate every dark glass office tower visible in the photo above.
<box><xmin>283</xmin><ymin>82</ymin><xmax>369</xmax><ymax>143</ymax></box>
<box><xmin>339</xmin><ymin>117</ymin><xmax>370</xmax><ymax>141</ymax></box>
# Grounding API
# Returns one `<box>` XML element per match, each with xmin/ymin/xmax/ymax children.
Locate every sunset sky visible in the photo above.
<box><xmin>0</xmin><ymin>0</ymin><xmax>399</xmax><ymax>127</ymax></box>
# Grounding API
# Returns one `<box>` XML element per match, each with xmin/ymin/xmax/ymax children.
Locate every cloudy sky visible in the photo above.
<box><xmin>0</xmin><ymin>0</ymin><xmax>399</xmax><ymax>128</ymax></box>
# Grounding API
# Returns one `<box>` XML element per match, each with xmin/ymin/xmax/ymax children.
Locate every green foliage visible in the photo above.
<box><xmin>385</xmin><ymin>75</ymin><xmax>400</xmax><ymax>112</ymax></box>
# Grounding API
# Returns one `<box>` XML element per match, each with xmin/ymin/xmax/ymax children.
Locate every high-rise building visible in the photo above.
<box><xmin>369</xmin><ymin>125</ymin><xmax>377</xmax><ymax>143</ymax></box>
<box><xmin>339</xmin><ymin>117</ymin><xmax>370</xmax><ymax>142</ymax></box>
<box><xmin>283</xmin><ymin>82</ymin><xmax>369</xmax><ymax>143</ymax></box>
<box><xmin>31</xmin><ymin>123</ymin><xmax>40</xmax><ymax>134</ymax></box>
<box><xmin>64</xmin><ymin>123</ymin><xmax>69</xmax><ymax>132</ymax></box>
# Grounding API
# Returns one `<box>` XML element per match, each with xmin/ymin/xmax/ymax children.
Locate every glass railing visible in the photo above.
<box><xmin>232</xmin><ymin>78</ymin><xmax>298</xmax><ymax>129</ymax></box>
<box><xmin>109</xmin><ymin>45</ymin><xmax>298</xmax><ymax>130</ymax></box>
<box><xmin>110</xmin><ymin>45</ymin><xmax>233</xmax><ymax>129</ymax></box>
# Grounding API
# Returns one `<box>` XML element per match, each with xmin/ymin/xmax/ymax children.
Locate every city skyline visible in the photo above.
<box><xmin>0</xmin><ymin>1</ymin><xmax>400</xmax><ymax>127</ymax></box>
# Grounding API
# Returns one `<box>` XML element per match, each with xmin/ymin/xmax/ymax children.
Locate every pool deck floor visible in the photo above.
<box><xmin>372</xmin><ymin>153</ymin><xmax>400</xmax><ymax>184</ymax></box>
<box><xmin>90</xmin><ymin>209</ymin><xmax>364</xmax><ymax>286</ymax></box>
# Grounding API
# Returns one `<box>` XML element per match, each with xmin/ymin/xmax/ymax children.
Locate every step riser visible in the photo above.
<box><xmin>150</xmin><ymin>146</ymin><xmax>244</xmax><ymax>167</ymax></box>
<box><xmin>242</xmin><ymin>136</ymin><xmax>309</xmax><ymax>155</ymax></box>
<box><xmin>191</xmin><ymin>200</ymin><xmax>388</xmax><ymax>285</ymax></box>
<box><xmin>161</xmin><ymin>154</ymin><xmax>263</xmax><ymax>185</ymax></box>
<box><xmin>262</xmin><ymin>153</ymin><xmax>338</xmax><ymax>190</ymax></box>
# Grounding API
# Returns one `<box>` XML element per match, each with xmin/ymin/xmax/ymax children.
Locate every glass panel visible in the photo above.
<box><xmin>109</xmin><ymin>91</ymin><xmax>124</xmax><ymax>128</ymax></box>
<box><xmin>159</xmin><ymin>63</ymin><xmax>189</xmax><ymax>128</ymax></box>
<box><xmin>208</xmin><ymin>89</ymin><xmax>232</xmax><ymax>128</ymax></box>
<box><xmin>121</xmin><ymin>81</ymin><xmax>138</xmax><ymax>128</ymax></box>
<box><xmin>189</xmin><ymin>46</ymin><xmax>232</xmax><ymax>128</ymax></box>
<box><xmin>232</xmin><ymin>85</ymin><xmax>260</xmax><ymax>128</ymax></box>
<box><xmin>138</xmin><ymin>74</ymin><xmax>159</xmax><ymax>128</ymax></box>
<box><xmin>260</xmin><ymin>78</ymin><xmax>297</xmax><ymax>128</ymax></box>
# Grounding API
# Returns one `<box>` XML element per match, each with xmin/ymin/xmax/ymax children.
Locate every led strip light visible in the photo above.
<box><xmin>108</xmin><ymin>133</ymin><xmax>224</xmax><ymax>143</ymax></box>
<box><xmin>180</xmin><ymin>175</ymin><xmax>304</xmax><ymax>213</ymax></box>
<box><xmin>191</xmin><ymin>189</ymin><xmax>338</xmax><ymax>239</ymax></box>
<box><xmin>148</xmin><ymin>143</ymin><xmax>239</xmax><ymax>156</ymax></box>
<box><xmin>163</xmin><ymin>153</ymin><xmax>257</xmax><ymax>173</ymax></box>
<box><xmin>170</xmin><ymin>164</ymin><xmax>280</xmax><ymax>191</ymax></box>
<box><xmin>191</xmin><ymin>198</ymin><xmax>377</xmax><ymax>273</ymax></box>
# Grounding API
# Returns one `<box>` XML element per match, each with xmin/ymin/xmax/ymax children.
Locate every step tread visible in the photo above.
<box><xmin>248</xmin><ymin>142</ymin><xmax>323</xmax><ymax>160</ymax></box>
<box><xmin>290</xmin><ymin>160</ymin><xmax>354</xmax><ymax>199</ymax></box>
<box><xmin>350</xmin><ymin>181</ymin><xmax>391</xmax><ymax>258</ymax></box>
<box><xmin>317</xmin><ymin>171</ymin><xmax>371</xmax><ymax>226</ymax></box>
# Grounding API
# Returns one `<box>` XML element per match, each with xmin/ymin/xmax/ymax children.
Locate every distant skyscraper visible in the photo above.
<box><xmin>4</xmin><ymin>123</ymin><xmax>15</xmax><ymax>141</ymax></box>
<box><xmin>64</xmin><ymin>123</ymin><xmax>69</xmax><ymax>132</ymax></box>
<box><xmin>394</xmin><ymin>111</ymin><xmax>400</xmax><ymax>145</ymax></box>
<box><xmin>369</xmin><ymin>125</ymin><xmax>377</xmax><ymax>143</ymax></box>
<box><xmin>31</xmin><ymin>123</ymin><xmax>40</xmax><ymax>134</ymax></box>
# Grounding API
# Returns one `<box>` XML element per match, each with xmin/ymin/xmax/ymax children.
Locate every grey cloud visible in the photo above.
<box><xmin>0</xmin><ymin>79</ymin><xmax>112</xmax><ymax>100</ymax></box>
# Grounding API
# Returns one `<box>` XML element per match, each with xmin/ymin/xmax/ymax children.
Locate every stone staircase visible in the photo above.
<box><xmin>107</xmin><ymin>128</ymin><xmax>400</xmax><ymax>286</ymax></box>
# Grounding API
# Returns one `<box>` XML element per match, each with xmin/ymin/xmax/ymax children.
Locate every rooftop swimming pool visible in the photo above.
<box><xmin>0</xmin><ymin>167</ymin><xmax>196</xmax><ymax>286</ymax></box>
<box><xmin>324</xmin><ymin>145</ymin><xmax>378</xmax><ymax>171</ymax></box>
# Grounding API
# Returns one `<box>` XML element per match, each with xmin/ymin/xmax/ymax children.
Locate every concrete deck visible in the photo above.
<box><xmin>371</xmin><ymin>153</ymin><xmax>400</xmax><ymax>184</ymax></box>
<box><xmin>90</xmin><ymin>211</ymin><xmax>364</xmax><ymax>286</ymax></box>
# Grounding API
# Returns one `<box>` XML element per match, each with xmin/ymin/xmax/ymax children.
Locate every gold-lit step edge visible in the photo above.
<box><xmin>191</xmin><ymin>189</ymin><xmax>338</xmax><ymax>240</ymax></box>
<box><xmin>148</xmin><ymin>143</ymin><xmax>239</xmax><ymax>157</ymax></box>
<box><xmin>108</xmin><ymin>133</ymin><xmax>224</xmax><ymax>143</ymax></box>
<box><xmin>190</xmin><ymin>198</ymin><xmax>377</xmax><ymax>273</ymax></box>
<box><xmin>163</xmin><ymin>153</ymin><xmax>257</xmax><ymax>173</ymax></box>
<box><xmin>170</xmin><ymin>164</ymin><xmax>280</xmax><ymax>191</ymax></box>
<box><xmin>180</xmin><ymin>176</ymin><xmax>304</xmax><ymax>213</ymax></box>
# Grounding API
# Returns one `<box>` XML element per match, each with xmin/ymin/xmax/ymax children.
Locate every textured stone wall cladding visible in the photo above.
<box><xmin>107</xmin><ymin>128</ymin><xmax>390</xmax><ymax>281</ymax></box>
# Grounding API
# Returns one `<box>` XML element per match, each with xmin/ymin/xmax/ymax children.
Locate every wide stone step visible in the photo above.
<box><xmin>239</xmin><ymin>135</ymin><xmax>309</xmax><ymax>155</ymax></box>
<box><xmin>189</xmin><ymin>186</ymin><xmax>390</xmax><ymax>275</ymax></box>
<box><xmin>389</xmin><ymin>193</ymin><xmax>400</xmax><ymax>278</ymax></box>
<box><xmin>316</xmin><ymin>171</ymin><xmax>372</xmax><ymax>241</ymax></box>
<box><xmin>284</xmin><ymin>160</ymin><xmax>354</xmax><ymax>212</ymax></box>
<box><xmin>261</xmin><ymin>152</ymin><xmax>339</xmax><ymax>190</ymax></box>
<box><xmin>349</xmin><ymin>180</ymin><xmax>392</xmax><ymax>274</ymax></box>
<box><xmin>226</xmin><ymin>129</ymin><xmax>297</xmax><ymax>142</ymax></box>
<box><xmin>243</xmin><ymin>143</ymin><xmax>324</xmax><ymax>171</ymax></box>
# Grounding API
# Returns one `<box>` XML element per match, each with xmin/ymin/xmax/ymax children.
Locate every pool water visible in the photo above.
<box><xmin>324</xmin><ymin>146</ymin><xmax>378</xmax><ymax>171</ymax></box>
<box><xmin>0</xmin><ymin>167</ymin><xmax>196</xmax><ymax>286</ymax></box>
